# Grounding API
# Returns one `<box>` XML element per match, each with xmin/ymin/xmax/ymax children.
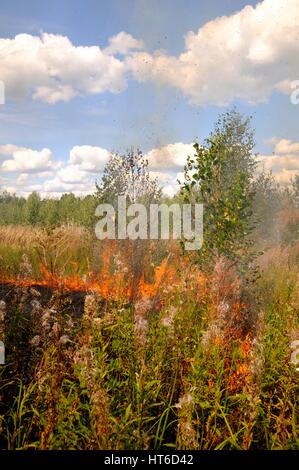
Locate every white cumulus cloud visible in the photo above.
<box><xmin>146</xmin><ymin>143</ymin><xmax>194</xmax><ymax>169</ymax></box>
<box><xmin>104</xmin><ymin>32</ymin><xmax>144</xmax><ymax>55</ymax></box>
<box><xmin>4</xmin><ymin>136</ymin><xmax>299</xmax><ymax>197</ymax></box>
<box><xmin>0</xmin><ymin>144</ymin><xmax>27</xmax><ymax>155</ymax></box>
<box><xmin>1</xmin><ymin>147</ymin><xmax>58</xmax><ymax>173</ymax></box>
<box><xmin>0</xmin><ymin>32</ymin><xmax>130</xmax><ymax>103</ymax></box>
<box><xmin>259</xmin><ymin>137</ymin><xmax>299</xmax><ymax>183</ymax></box>
<box><xmin>126</xmin><ymin>0</ymin><xmax>299</xmax><ymax>105</ymax></box>
<box><xmin>69</xmin><ymin>145</ymin><xmax>111</xmax><ymax>171</ymax></box>
<box><xmin>0</xmin><ymin>0</ymin><xmax>298</xmax><ymax>106</ymax></box>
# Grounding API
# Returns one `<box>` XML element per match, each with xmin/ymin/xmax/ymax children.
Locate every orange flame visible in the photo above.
<box><xmin>0</xmin><ymin>239</ymin><xmax>207</xmax><ymax>303</ymax></box>
<box><xmin>0</xmin><ymin>256</ymin><xmax>180</xmax><ymax>301</ymax></box>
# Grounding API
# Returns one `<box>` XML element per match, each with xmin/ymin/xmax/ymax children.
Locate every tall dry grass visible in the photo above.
<box><xmin>0</xmin><ymin>227</ymin><xmax>298</xmax><ymax>449</ymax></box>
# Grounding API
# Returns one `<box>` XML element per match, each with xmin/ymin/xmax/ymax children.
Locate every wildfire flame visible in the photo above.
<box><xmin>0</xmin><ymin>254</ymin><xmax>181</xmax><ymax>301</ymax></box>
<box><xmin>0</xmin><ymin>239</ymin><xmax>206</xmax><ymax>303</ymax></box>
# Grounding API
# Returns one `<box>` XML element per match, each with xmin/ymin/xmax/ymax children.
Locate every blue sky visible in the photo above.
<box><xmin>0</xmin><ymin>0</ymin><xmax>299</xmax><ymax>196</ymax></box>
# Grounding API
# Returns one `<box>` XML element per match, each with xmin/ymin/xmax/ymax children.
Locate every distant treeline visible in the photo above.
<box><xmin>1</xmin><ymin>174</ymin><xmax>299</xmax><ymax>248</ymax></box>
<box><xmin>0</xmin><ymin>191</ymin><xmax>98</xmax><ymax>228</ymax></box>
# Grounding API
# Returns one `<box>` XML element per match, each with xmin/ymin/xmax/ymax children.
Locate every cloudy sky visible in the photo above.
<box><xmin>0</xmin><ymin>0</ymin><xmax>299</xmax><ymax>197</ymax></box>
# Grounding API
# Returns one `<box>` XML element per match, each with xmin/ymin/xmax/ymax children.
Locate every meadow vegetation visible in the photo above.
<box><xmin>0</xmin><ymin>110</ymin><xmax>298</xmax><ymax>450</ymax></box>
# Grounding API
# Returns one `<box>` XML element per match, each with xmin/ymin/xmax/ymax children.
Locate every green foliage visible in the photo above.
<box><xmin>0</xmin><ymin>192</ymin><xmax>26</xmax><ymax>224</ymax></box>
<box><xmin>0</xmin><ymin>264</ymin><xmax>298</xmax><ymax>450</ymax></box>
<box><xmin>0</xmin><ymin>191</ymin><xmax>98</xmax><ymax>229</ymax></box>
<box><xmin>251</xmin><ymin>171</ymin><xmax>283</xmax><ymax>247</ymax></box>
<box><xmin>291</xmin><ymin>174</ymin><xmax>299</xmax><ymax>209</ymax></box>
<box><xmin>95</xmin><ymin>149</ymin><xmax>161</xmax><ymax>205</ymax></box>
<box><xmin>24</xmin><ymin>192</ymin><xmax>41</xmax><ymax>225</ymax></box>
<box><xmin>180</xmin><ymin>109</ymin><xmax>257</xmax><ymax>266</ymax></box>
<box><xmin>1</xmin><ymin>109</ymin><xmax>299</xmax><ymax>452</ymax></box>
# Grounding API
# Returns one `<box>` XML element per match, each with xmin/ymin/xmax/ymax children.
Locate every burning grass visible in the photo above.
<box><xmin>0</xmin><ymin>226</ymin><xmax>298</xmax><ymax>450</ymax></box>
